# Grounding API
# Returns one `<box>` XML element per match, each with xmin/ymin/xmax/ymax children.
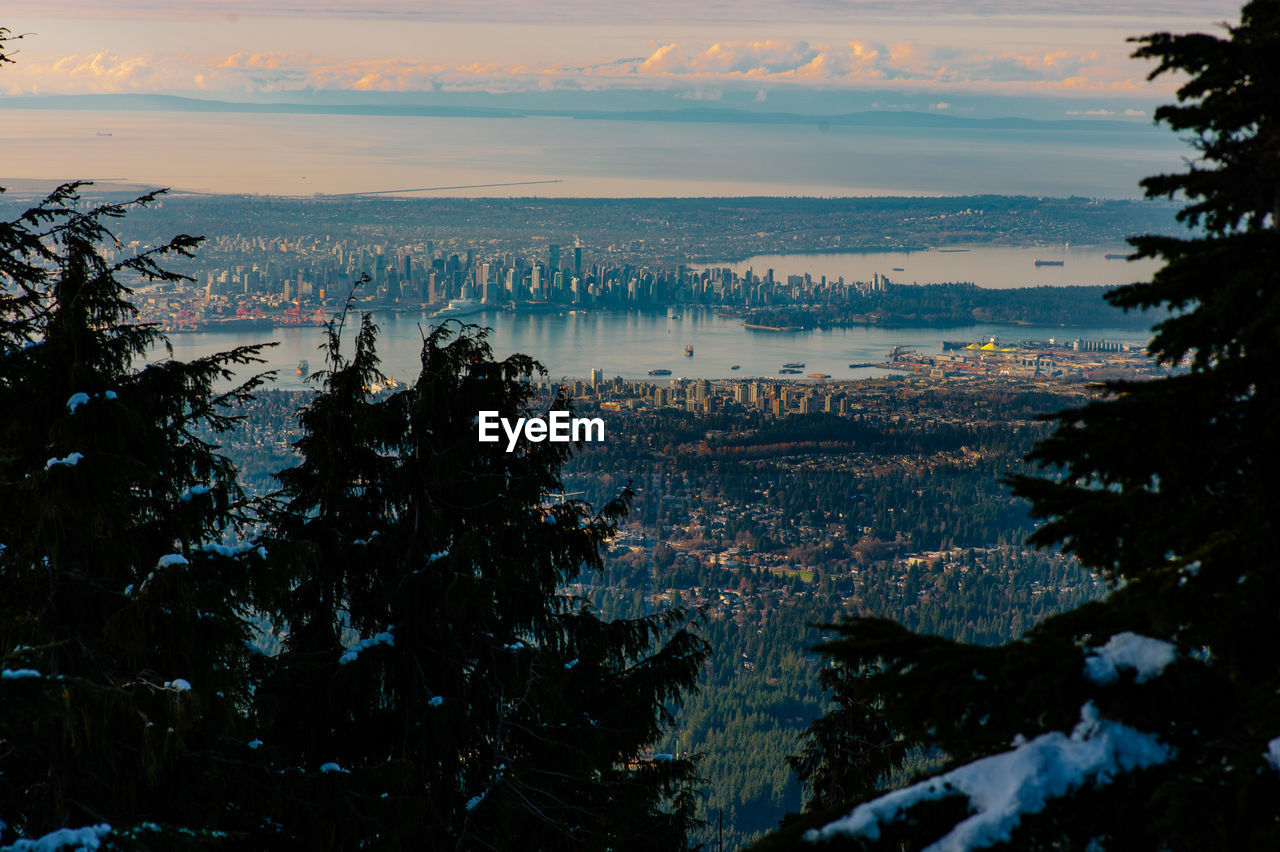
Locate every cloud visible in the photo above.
<box><xmin>1</xmin><ymin>37</ymin><xmax>1175</xmax><ymax>100</ymax></box>
<box><xmin>1066</xmin><ymin>108</ymin><xmax>1117</xmax><ymax>115</ymax></box>
<box><xmin>638</xmin><ymin>40</ymin><xmax>824</xmax><ymax>76</ymax></box>
<box><xmin>3</xmin><ymin>1</ymin><xmax>1247</xmax><ymax>25</ymax></box>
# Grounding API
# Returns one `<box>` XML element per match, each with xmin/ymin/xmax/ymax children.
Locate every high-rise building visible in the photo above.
<box><xmin>549</xmin><ymin>244</ymin><xmax>561</xmax><ymax>273</ymax></box>
<box><xmin>590</xmin><ymin>368</ymin><xmax>602</xmax><ymax>389</ymax></box>
<box><xmin>574</xmin><ymin>246</ymin><xmax>583</xmax><ymax>281</ymax></box>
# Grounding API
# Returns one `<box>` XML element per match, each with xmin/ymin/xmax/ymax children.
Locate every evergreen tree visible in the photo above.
<box><xmin>758</xmin><ymin>3</ymin><xmax>1280</xmax><ymax>849</ymax></box>
<box><xmin>250</xmin><ymin>310</ymin><xmax>709</xmax><ymax>849</ymax></box>
<box><xmin>0</xmin><ymin>182</ymin><xmax>272</xmax><ymax>845</ymax></box>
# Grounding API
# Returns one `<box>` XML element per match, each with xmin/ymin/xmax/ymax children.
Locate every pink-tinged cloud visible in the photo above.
<box><xmin>1</xmin><ymin>39</ymin><xmax>1176</xmax><ymax>98</ymax></box>
<box><xmin>2</xmin><ymin>0</ymin><xmax>1246</xmax><ymax>24</ymax></box>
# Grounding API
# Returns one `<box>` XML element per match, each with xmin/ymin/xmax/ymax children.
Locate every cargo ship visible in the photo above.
<box><xmin>685</xmin><ymin>344</ymin><xmax>694</xmax><ymax>356</ymax></box>
<box><xmin>1034</xmin><ymin>259</ymin><xmax>1065</xmax><ymax>267</ymax></box>
<box><xmin>206</xmin><ymin>316</ymin><xmax>275</xmax><ymax>332</ymax></box>
<box><xmin>1104</xmin><ymin>253</ymin><xmax>1129</xmax><ymax>260</ymax></box>
<box><xmin>782</xmin><ymin>362</ymin><xmax>805</xmax><ymax>369</ymax></box>
<box><xmin>779</xmin><ymin>368</ymin><xmax>803</xmax><ymax>374</ymax></box>
<box><xmin>806</xmin><ymin>373</ymin><xmax>831</xmax><ymax>378</ymax></box>
<box><xmin>648</xmin><ymin>368</ymin><xmax>672</xmax><ymax>376</ymax></box>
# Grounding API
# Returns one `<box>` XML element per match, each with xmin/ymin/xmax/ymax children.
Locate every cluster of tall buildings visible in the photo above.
<box><xmin>186</xmin><ymin>232</ymin><xmax>894</xmax><ymax>314</ymax></box>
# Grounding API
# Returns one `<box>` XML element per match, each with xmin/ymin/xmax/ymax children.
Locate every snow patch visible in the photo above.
<box><xmin>465</xmin><ymin>792</ymin><xmax>485</xmax><ymax>811</ymax></box>
<box><xmin>339</xmin><ymin>627</ymin><xmax>395</xmax><ymax>665</ymax></box>
<box><xmin>2</xmin><ymin>823</ymin><xmax>112</xmax><ymax>851</ymax></box>
<box><xmin>565</xmin><ymin>658</ymin><xmax>579</xmax><ymax>669</ymax></box>
<box><xmin>165</xmin><ymin>679</ymin><xmax>192</xmax><ymax>692</ymax></box>
<box><xmin>1084</xmin><ymin>632</ymin><xmax>1177</xmax><ymax>685</ymax></box>
<box><xmin>805</xmin><ymin>702</ymin><xmax>1171</xmax><ymax>852</ymax></box>
<box><xmin>429</xmin><ymin>696</ymin><xmax>445</xmax><ymax>707</ymax></box>
<box><xmin>1265</xmin><ymin>736</ymin><xmax>1280</xmax><ymax>772</ymax></box>
<box><xmin>197</xmin><ymin>541</ymin><xmax>257</xmax><ymax>558</ymax></box>
<box><xmin>155</xmin><ymin>553</ymin><xmax>189</xmax><ymax>569</ymax></box>
<box><xmin>2</xmin><ymin>668</ymin><xmax>42</xmax><ymax>679</ymax></box>
<box><xmin>179</xmin><ymin>484</ymin><xmax>213</xmax><ymax>502</ymax></box>
<box><xmin>45</xmin><ymin>452</ymin><xmax>84</xmax><ymax>469</ymax></box>
<box><xmin>319</xmin><ymin>762</ymin><xmax>346</xmax><ymax>774</ymax></box>
<box><xmin>104</xmin><ymin>390</ymin><xmax>117</xmax><ymax>400</ymax></box>
<box><xmin>66</xmin><ymin>392</ymin><xmax>91</xmax><ymax>413</ymax></box>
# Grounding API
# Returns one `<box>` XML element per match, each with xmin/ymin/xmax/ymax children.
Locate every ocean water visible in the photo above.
<box><xmin>2</xmin><ymin>108</ymin><xmax>1189</xmax><ymax>199</ymax></box>
<box><xmin>719</xmin><ymin>245</ymin><xmax>1163</xmax><ymax>289</ymax></box>
<box><xmin>161</xmin><ymin>307</ymin><xmax>1152</xmax><ymax>390</ymax></box>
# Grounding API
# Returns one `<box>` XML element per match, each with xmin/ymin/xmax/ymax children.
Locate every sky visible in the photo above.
<box><xmin>0</xmin><ymin>1</ymin><xmax>1245</xmax><ymax>197</ymax></box>
<box><xmin>2</xmin><ymin>1</ymin><xmax>1242</xmax><ymax>115</ymax></box>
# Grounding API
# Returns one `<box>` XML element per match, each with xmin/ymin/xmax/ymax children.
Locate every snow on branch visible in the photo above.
<box><xmin>44</xmin><ymin>452</ymin><xmax>83</xmax><ymax>469</ymax></box>
<box><xmin>1</xmin><ymin>823</ymin><xmax>112</xmax><ymax>851</ymax></box>
<box><xmin>338</xmin><ymin>627</ymin><xmax>395</xmax><ymax>665</ymax></box>
<box><xmin>1083</xmin><ymin>632</ymin><xmax>1177</xmax><ymax>685</ymax></box>
<box><xmin>805</xmin><ymin>702</ymin><xmax>1171</xmax><ymax>852</ymax></box>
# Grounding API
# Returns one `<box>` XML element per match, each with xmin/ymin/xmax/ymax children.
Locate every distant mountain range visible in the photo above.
<box><xmin>0</xmin><ymin>93</ymin><xmax>1156</xmax><ymax>133</ymax></box>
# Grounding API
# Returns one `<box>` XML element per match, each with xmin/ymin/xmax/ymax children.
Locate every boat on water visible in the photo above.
<box><xmin>1034</xmin><ymin>259</ymin><xmax>1065</xmax><ymax>267</ymax></box>
<box><xmin>296</xmin><ymin>359</ymin><xmax>309</xmax><ymax>377</ymax></box>
<box><xmin>782</xmin><ymin>362</ymin><xmax>805</xmax><ymax>369</ymax></box>
<box><xmin>730</xmin><ymin>365</ymin><xmax>741</xmax><ymax>370</ymax></box>
<box><xmin>779</xmin><ymin>368</ymin><xmax>803</xmax><ymax>375</ymax></box>
<box><xmin>892</xmin><ymin>267</ymin><xmax>905</xmax><ymax>272</ymax></box>
<box><xmin>685</xmin><ymin>344</ymin><xmax>694</xmax><ymax>356</ymax></box>
<box><xmin>206</xmin><ymin>316</ymin><xmax>274</xmax><ymax>332</ymax></box>
<box><xmin>806</xmin><ymin>373</ymin><xmax>831</xmax><ymax>378</ymax></box>
<box><xmin>1104</xmin><ymin>252</ymin><xmax>1129</xmax><ymax>260</ymax></box>
<box><xmin>648</xmin><ymin>368</ymin><xmax>672</xmax><ymax>376</ymax></box>
<box><xmin>431</xmin><ymin>298</ymin><xmax>483</xmax><ymax>319</ymax></box>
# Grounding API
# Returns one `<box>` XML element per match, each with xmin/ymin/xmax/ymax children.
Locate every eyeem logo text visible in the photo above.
<box><xmin>477</xmin><ymin>411</ymin><xmax>605</xmax><ymax>452</ymax></box>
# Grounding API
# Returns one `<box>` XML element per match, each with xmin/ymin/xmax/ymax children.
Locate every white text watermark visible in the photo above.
<box><xmin>477</xmin><ymin>410</ymin><xmax>605</xmax><ymax>452</ymax></box>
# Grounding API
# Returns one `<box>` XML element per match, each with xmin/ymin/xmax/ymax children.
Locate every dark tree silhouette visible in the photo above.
<box><xmin>249</xmin><ymin>309</ymin><xmax>709</xmax><ymax>850</ymax></box>
<box><xmin>0</xmin><ymin>182</ymin><xmax>273</xmax><ymax>847</ymax></box>
<box><xmin>758</xmin><ymin>3</ymin><xmax>1280</xmax><ymax>849</ymax></box>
